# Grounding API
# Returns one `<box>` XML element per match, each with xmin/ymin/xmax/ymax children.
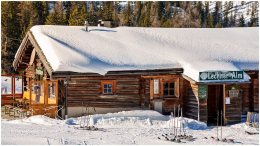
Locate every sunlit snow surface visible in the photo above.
<box><xmin>25</xmin><ymin>26</ymin><xmax>259</xmax><ymax>82</ymax></box>
<box><xmin>1</xmin><ymin>110</ymin><xmax>259</xmax><ymax>145</ymax></box>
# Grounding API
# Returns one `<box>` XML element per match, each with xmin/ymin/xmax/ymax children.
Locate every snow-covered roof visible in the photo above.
<box><xmin>28</xmin><ymin>25</ymin><xmax>258</xmax><ymax>82</ymax></box>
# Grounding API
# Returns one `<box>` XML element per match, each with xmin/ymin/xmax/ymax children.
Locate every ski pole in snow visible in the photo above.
<box><xmin>173</xmin><ymin>104</ymin><xmax>176</xmax><ymax>137</ymax></box>
<box><xmin>171</xmin><ymin>112</ymin><xmax>173</xmax><ymax>135</ymax></box>
<box><xmin>221</xmin><ymin>110</ymin><xmax>223</xmax><ymax>141</ymax></box>
<box><xmin>177</xmin><ymin>104</ymin><xmax>180</xmax><ymax>137</ymax></box>
<box><xmin>217</xmin><ymin>111</ymin><xmax>219</xmax><ymax>140</ymax></box>
<box><xmin>179</xmin><ymin>107</ymin><xmax>182</xmax><ymax>136</ymax></box>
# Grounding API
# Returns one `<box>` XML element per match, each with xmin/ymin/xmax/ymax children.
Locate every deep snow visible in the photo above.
<box><xmin>19</xmin><ymin>26</ymin><xmax>258</xmax><ymax>82</ymax></box>
<box><xmin>1</xmin><ymin>110</ymin><xmax>259</xmax><ymax>145</ymax></box>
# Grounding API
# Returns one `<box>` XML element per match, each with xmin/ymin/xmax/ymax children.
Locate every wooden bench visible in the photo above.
<box><xmin>13</xmin><ymin>108</ymin><xmax>30</xmax><ymax>118</ymax></box>
<box><xmin>4</xmin><ymin>105</ymin><xmax>15</xmax><ymax>115</ymax></box>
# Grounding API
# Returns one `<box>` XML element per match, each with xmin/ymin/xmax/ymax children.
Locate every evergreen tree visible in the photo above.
<box><xmin>239</xmin><ymin>14</ymin><xmax>245</xmax><ymax>27</ymax></box>
<box><xmin>206</xmin><ymin>13</ymin><xmax>214</xmax><ymax>28</ymax></box>
<box><xmin>150</xmin><ymin>2</ymin><xmax>161</xmax><ymax>27</ymax></box>
<box><xmin>79</xmin><ymin>2</ymin><xmax>88</xmax><ymax>25</ymax></box>
<box><xmin>1</xmin><ymin>1</ymin><xmax>21</xmax><ymax>73</ymax></box>
<box><xmin>68</xmin><ymin>3</ymin><xmax>80</xmax><ymax>25</ymax></box>
<box><xmin>249</xmin><ymin>2</ymin><xmax>257</xmax><ymax>27</ymax></box>
<box><xmin>69</xmin><ymin>2</ymin><xmax>88</xmax><ymax>26</ymax></box>
<box><xmin>112</xmin><ymin>2</ymin><xmax>120</xmax><ymax>26</ymax></box>
<box><xmin>230</xmin><ymin>5</ymin><xmax>238</xmax><ymax>27</ymax></box>
<box><xmin>213</xmin><ymin>1</ymin><xmax>222</xmax><ymax>27</ymax></box>
<box><xmin>103</xmin><ymin>1</ymin><xmax>113</xmax><ymax>20</ymax></box>
<box><xmin>18</xmin><ymin>2</ymin><xmax>32</xmax><ymax>36</ymax></box>
<box><xmin>223</xmin><ymin>1</ymin><xmax>230</xmax><ymax>27</ymax></box>
<box><xmin>164</xmin><ymin>1</ymin><xmax>172</xmax><ymax>20</ymax></box>
<box><xmin>157</xmin><ymin>1</ymin><xmax>165</xmax><ymax>21</ymax></box>
<box><xmin>31</xmin><ymin>2</ymin><xmax>49</xmax><ymax>25</ymax></box>
<box><xmin>45</xmin><ymin>1</ymin><xmax>66</xmax><ymax>25</ymax></box>
<box><xmin>123</xmin><ymin>1</ymin><xmax>132</xmax><ymax>26</ymax></box>
<box><xmin>133</xmin><ymin>1</ymin><xmax>142</xmax><ymax>26</ymax></box>
<box><xmin>63</xmin><ymin>1</ymin><xmax>72</xmax><ymax>25</ymax></box>
<box><xmin>88</xmin><ymin>1</ymin><xmax>98</xmax><ymax>24</ymax></box>
<box><xmin>196</xmin><ymin>2</ymin><xmax>205</xmax><ymax>27</ymax></box>
<box><xmin>161</xmin><ymin>2</ymin><xmax>172</xmax><ymax>27</ymax></box>
<box><xmin>97</xmin><ymin>2</ymin><xmax>104</xmax><ymax>21</ymax></box>
<box><xmin>142</xmin><ymin>2</ymin><xmax>152</xmax><ymax>27</ymax></box>
<box><xmin>204</xmin><ymin>2</ymin><xmax>210</xmax><ymax>27</ymax></box>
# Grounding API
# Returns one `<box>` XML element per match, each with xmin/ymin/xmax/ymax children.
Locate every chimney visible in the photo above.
<box><xmin>85</xmin><ymin>20</ymin><xmax>89</xmax><ymax>32</ymax></box>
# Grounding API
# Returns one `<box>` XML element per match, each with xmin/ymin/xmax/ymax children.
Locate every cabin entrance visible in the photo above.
<box><xmin>207</xmin><ymin>85</ymin><xmax>224</xmax><ymax>125</ymax></box>
<box><xmin>27</xmin><ymin>80</ymin><xmax>58</xmax><ymax>117</ymax></box>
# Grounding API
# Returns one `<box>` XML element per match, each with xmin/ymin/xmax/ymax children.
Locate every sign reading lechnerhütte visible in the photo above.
<box><xmin>199</xmin><ymin>71</ymin><xmax>244</xmax><ymax>81</ymax></box>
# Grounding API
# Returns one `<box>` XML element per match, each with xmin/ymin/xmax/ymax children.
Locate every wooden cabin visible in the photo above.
<box><xmin>11</xmin><ymin>25</ymin><xmax>258</xmax><ymax>125</ymax></box>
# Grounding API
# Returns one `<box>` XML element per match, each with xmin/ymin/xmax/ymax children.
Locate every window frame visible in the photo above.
<box><xmin>163</xmin><ymin>81</ymin><xmax>175</xmax><ymax>97</ymax></box>
<box><xmin>101</xmin><ymin>80</ymin><xmax>116</xmax><ymax>95</ymax></box>
<box><xmin>149</xmin><ymin>77</ymin><xmax>180</xmax><ymax>99</ymax></box>
<box><xmin>161</xmin><ymin>78</ymin><xmax>179</xmax><ymax>99</ymax></box>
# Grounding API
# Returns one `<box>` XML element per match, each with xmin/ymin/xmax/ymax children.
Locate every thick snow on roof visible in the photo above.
<box><xmin>30</xmin><ymin>25</ymin><xmax>258</xmax><ymax>82</ymax></box>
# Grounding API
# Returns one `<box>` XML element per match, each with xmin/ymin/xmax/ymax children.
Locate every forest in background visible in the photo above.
<box><xmin>1</xmin><ymin>1</ymin><xmax>259</xmax><ymax>74</ymax></box>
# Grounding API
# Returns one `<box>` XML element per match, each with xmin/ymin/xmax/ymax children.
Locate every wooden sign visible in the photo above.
<box><xmin>198</xmin><ymin>85</ymin><xmax>207</xmax><ymax>99</ymax></box>
<box><xmin>35</xmin><ymin>69</ymin><xmax>43</xmax><ymax>75</ymax></box>
<box><xmin>199</xmin><ymin>71</ymin><xmax>244</xmax><ymax>81</ymax></box>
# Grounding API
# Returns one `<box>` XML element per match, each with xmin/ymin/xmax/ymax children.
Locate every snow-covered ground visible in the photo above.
<box><xmin>1</xmin><ymin>110</ymin><xmax>259</xmax><ymax>145</ymax></box>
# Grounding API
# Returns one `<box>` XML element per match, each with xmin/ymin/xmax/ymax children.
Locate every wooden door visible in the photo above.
<box><xmin>207</xmin><ymin>85</ymin><xmax>224</xmax><ymax>125</ymax></box>
<box><xmin>30</xmin><ymin>80</ymin><xmax>58</xmax><ymax>118</ymax></box>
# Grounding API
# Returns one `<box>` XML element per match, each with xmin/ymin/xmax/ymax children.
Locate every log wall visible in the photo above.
<box><xmin>240</xmin><ymin>84</ymin><xmax>251</xmax><ymax>114</ymax></box>
<box><xmin>183</xmin><ymin>79</ymin><xmax>199</xmax><ymax>121</ymax></box>
<box><xmin>66</xmin><ymin>76</ymin><xmax>141</xmax><ymax>108</ymax></box>
<box><xmin>252</xmin><ymin>79</ymin><xmax>259</xmax><ymax>112</ymax></box>
<box><xmin>239</xmin><ymin>71</ymin><xmax>259</xmax><ymax>113</ymax></box>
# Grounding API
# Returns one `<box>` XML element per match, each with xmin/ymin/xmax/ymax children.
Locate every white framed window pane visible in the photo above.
<box><xmin>15</xmin><ymin>76</ymin><xmax>23</xmax><ymax>94</ymax></box>
<box><xmin>31</xmin><ymin>82</ymin><xmax>44</xmax><ymax>104</ymax></box>
<box><xmin>48</xmin><ymin>82</ymin><xmax>56</xmax><ymax>104</ymax></box>
<box><xmin>1</xmin><ymin>76</ymin><xmax>12</xmax><ymax>95</ymax></box>
<box><xmin>104</xmin><ymin>88</ymin><xmax>108</xmax><ymax>93</ymax></box>
<box><xmin>154</xmin><ymin>79</ymin><xmax>159</xmax><ymax>94</ymax></box>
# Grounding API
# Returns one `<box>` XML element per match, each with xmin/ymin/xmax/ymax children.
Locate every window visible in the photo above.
<box><xmin>101</xmin><ymin>80</ymin><xmax>116</xmax><ymax>95</ymax></box>
<box><xmin>104</xmin><ymin>83</ymin><xmax>112</xmax><ymax>94</ymax></box>
<box><xmin>1</xmin><ymin>76</ymin><xmax>12</xmax><ymax>95</ymax></box>
<box><xmin>31</xmin><ymin>82</ymin><xmax>45</xmax><ymax>104</ymax></box>
<box><xmin>154</xmin><ymin>79</ymin><xmax>159</xmax><ymax>94</ymax></box>
<box><xmin>48</xmin><ymin>82</ymin><xmax>57</xmax><ymax>104</ymax></box>
<box><xmin>163</xmin><ymin>82</ymin><xmax>175</xmax><ymax>96</ymax></box>
<box><xmin>229</xmin><ymin>90</ymin><xmax>239</xmax><ymax>97</ymax></box>
<box><xmin>149</xmin><ymin>77</ymin><xmax>179</xmax><ymax>98</ymax></box>
<box><xmin>15</xmin><ymin>76</ymin><xmax>23</xmax><ymax>94</ymax></box>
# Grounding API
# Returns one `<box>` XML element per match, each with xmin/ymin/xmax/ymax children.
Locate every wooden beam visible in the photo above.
<box><xmin>28</xmin><ymin>31</ymin><xmax>53</xmax><ymax>76</ymax></box>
